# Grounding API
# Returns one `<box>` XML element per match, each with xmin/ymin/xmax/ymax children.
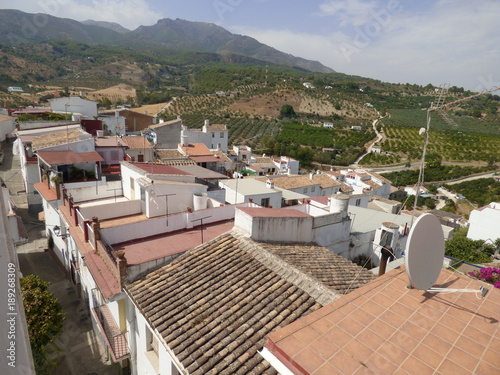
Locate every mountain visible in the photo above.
<box><xmin>0</xmin><ymin>9</ymin><xmax>121</xmax><ymax>45</ymax></box>
<box><xmin>0</xmin><ymin>9</ymin><xmax>334</xmax><ymax>73</ymax></box>
<box><xmin>127</xmin><ymin>18</ymin><xmax>334</xmax><ymax>73</ymax></box>
<box><xmin>82</xmin><ymin>20</ymin><xmax>130</xmax><ymax>34</ymax></box>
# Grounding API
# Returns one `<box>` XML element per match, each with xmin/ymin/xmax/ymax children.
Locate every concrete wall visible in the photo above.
<box><xmin>151</xmin><ymin>120</ymin><xmax>182</xmax><ymax>149</ymax></box>
<box><xmin>96</xmin><ymin>147</ymin><xmax>127</xmax><ymax>165</ymax></box>
<box><xmin>49</xmin><ymin>97</ymin><xmax>98</xmax><ymax>118</ymax></box>
<box><xmin>64</xmin><ymin>179</ymin><xmax>122</xmax><ymax>202</ymax></box>
<box><xmin>79</xmin><ymin>200</ymin><xmax>142</xmax><ymax>221</ymax></box>
<box><xmin>0</xmin><ymin>117</ymin><xmax>15</xmax><ymax>141</ymax></box>
<box><xmin>235</xmin><ymin>209</ymin><xmax>314</xmax><ymax>243</ymax></box>
<box><xmin>146</xmin><ymin>182</ymin><xmax>208</xmax><ymax>218</ymax></box>
<box><xmin>130</xmin><ymin>302</ymin><xmax>182</xmax><ymax>375</ymax></box>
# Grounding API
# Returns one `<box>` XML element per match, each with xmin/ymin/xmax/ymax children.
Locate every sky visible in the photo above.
<box><xmin>1</xmin><ymin>0</ymin><xmax>499</xmax><ymax>92</ymax></box>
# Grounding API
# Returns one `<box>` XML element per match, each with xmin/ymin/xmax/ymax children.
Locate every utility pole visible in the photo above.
<box><xmin>157</xmin><ymin>193</ymin><xmax>176</xmax><ymax>226</ymax></box>
<box><xmin>191</xmin><ymin>216</ymin><xmax>211</xmax><ymax>244</ymax></box>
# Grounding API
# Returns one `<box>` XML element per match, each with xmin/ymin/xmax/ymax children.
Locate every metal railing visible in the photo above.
<box><xmin>92</xmin><ymin>305</ymin><xmax>129</xmax><ymax>361</ymax></box>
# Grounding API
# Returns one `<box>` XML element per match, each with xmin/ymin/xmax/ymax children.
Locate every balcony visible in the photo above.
<box><xmin>91</xmin><ymin>302</ymin><xmax>130</xmax><ymax>362</ymax></box>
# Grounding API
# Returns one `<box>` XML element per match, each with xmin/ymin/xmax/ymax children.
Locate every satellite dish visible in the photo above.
<box><xmin>405</xmin><ymin>213</ymin><xmax>444</xmax><ymax>290</ymax></box>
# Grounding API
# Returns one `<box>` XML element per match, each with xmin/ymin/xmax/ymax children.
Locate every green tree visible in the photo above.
<box><xmin>425</xmin><ymin>198</ymin><xmax>436</xmax><ymax>209</ymax></box>
<box><xmin>21</xmin><ymin>275</ymin><xmax>65</xmax><ymax>373</ymax></box>
<box><xmin>445</xmin><ymin>227</ymin><xmax>494</xmax><ymax>263</ymax></box>
<box><xmin>279</xmin><ymin>104</ymin><xmax>296</xmax><ymax>119</ymax></box>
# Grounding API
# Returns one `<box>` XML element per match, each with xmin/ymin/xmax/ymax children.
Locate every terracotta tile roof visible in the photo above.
<box><xmin>258</xmin><ymin>242</ymin><xmax>375</xmax><ymax>294</ymax></box>
<box><xmin>32</xmin><ymin>128</ymin><xmax>89</xmax><ymax>150</ymax></box>
<box><xmin>37</xmin><ymin>151</ymin><xmax>104</xmax><ymax>166</ymax></box>
<box><xmin>212</xmin><ymin>150</ymin><xmax>232</xmax><ymax>163</ymax></box>
<box><xmin>255</xmin><ymin>157</ymin><xmax>274</xmax><ymax>164</ymax></box>
<box><xmin>339</xmin><ymin>182</ymin><xmax>354</xmax><ymax>193</ymax></box>
<box><xmin>257</xmin><ymin>176</ymin><xmax>318</xmax><ymax>190</ymax></box>
<box><xmin>205</xmin><ymin>124</ymin><xmax>227</xmax><ymax>131</ymax></box>
<box><xmin>156</xmin><ymin>149</ymin><xmax>184</xmax><ymax>159</ymax></box>
<box><xmin>312</xmin><ymin>174</ymin><xmax>341</xmax><ymax>189</ymax></box>
<box><xmin>162</xmin><ymin>159</ymin><xmax>197</xmax><ymax>166</ymax></box>
<box><xmin>122</xmin><ymin>136</ymin><xmax>152</xmax><ymax>149</ymax></box>
<box><xmin>126</xmin><ymin>231</ymin><xmax>374</xmax><ymax>375</ymax></box>
<box><xmin>179</xmin><ymin>143</ymin><xmax>212</xmax><ymax>157</ymax></box>
<box><xmin>265</xmin><ymin>266</ymin><xmax>500</xmax><ymax>375</ymax></box>
<box><xmin>362</xmin><ymin>179</ymin><xmax>382</xmax><ymax>189</ymax></box>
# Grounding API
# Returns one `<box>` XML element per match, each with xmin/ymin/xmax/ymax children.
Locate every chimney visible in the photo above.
<box><xmin>204</xmin><ymin>119</ymin><xmax>209</xmax><ymax>126</ymax></box>
<box><xmin>378</xmin><ymin>246</ymin><xmax>394</xmax><ymax>276</ymax></box>
<box><xmin>309</xmin><ymin>172</ymin><xmax>314</xmax><ymax>180</ymax></box>
<box><xmin>266</xmin><ymin>179</ymin><xmax>274</xmax><ymax>189</ymax></box>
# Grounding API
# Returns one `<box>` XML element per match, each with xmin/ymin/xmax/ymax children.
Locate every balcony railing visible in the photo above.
<box><xmin>91</xmin><ymin>303</ymin><xmax>130</xmax><ymax>362</ymax></box>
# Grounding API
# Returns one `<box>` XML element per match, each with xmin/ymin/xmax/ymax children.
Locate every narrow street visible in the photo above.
<box><xmin>0</xmin><ymin>141</ymin><xmax>120</xmax><ymax>375</ymax></box>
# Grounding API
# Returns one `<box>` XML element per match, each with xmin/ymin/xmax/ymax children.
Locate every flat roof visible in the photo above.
<box><xmin>265</xmin><ymin>266</ymin><xmax>500</xmax><ymax>375</ymax></box>
<box><xmin>348</xmin><ymin>205</ymin><xmax>413</xmax><ymax>233</ymax></box>
<box><xmin>173</xmin><ymin>165</ymin><xmax>228</xmax><ymax>180</ymax></box>
<box><xmin>222</xmin><ymin>178</ymin><xmax>280</xmax><ymax>196</ymax></box>
<box><xmin>128</xmin><ymin>162</ymin><xmax>191</xmax><ymax>176</ymax></box>
<box><xmin>113</xmin><ymin>220</ymin><xmax>234</xmax><ymax>265</ymax></box>
<box><xmin>238</xmin><ymin>207</ymin><xmax>311</xmax><ymax>218</ymax></box>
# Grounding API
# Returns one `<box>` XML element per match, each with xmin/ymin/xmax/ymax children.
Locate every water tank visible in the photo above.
<box><xmin>193</xmin><ymin>193</ymin><xmax>208</xmax><ymax>211</ymax></box>
<box><xmin>96</xmin><ymin>130</ymin><xmax>104</xmax><ymax>137</ymax></box>
<box><xmin>329</xmin><ymin>194</ymin><xmax>349</xmax><ymax>214</ymax></box>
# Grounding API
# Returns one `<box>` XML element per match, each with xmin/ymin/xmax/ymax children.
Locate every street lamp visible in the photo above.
<box><xmin>53</xmin><ymin>225</ymin><xmax>68</xmax><ymax>239</ymax></box>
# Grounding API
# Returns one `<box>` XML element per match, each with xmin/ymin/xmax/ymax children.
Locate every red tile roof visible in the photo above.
<box><xmin>34</xmin><ymin>182</ymin><xmax>58</xmax><ymax>202</ymax></box>
<box><xmin>37</xmin><ymin>151</ymin><xmax>104</xmax><ymax>166</ymax></box>
<box><xmin>179</xmin><ymin>143</ymin><xmax>212</xmax><ymax>156</ymax></box>
<box><xmin>113</xmin><ymin>221</ymin><xmax>234</xmax><ymax>265</ymax></box>
<box><xmin>122</xmin><ymin>136</ymin><xmax>153</xmax><ymax>149</ymax></box>
<box><xmin>265</xmin><ymin>266</ymin><xmax>500</xmax><ymax>375</ymax></box>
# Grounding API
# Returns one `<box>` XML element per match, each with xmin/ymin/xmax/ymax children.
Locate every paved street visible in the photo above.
<box><xmin>1</xmin><ymin>141</ymin><xmax>120</xmax><ymax>375</ymax></box>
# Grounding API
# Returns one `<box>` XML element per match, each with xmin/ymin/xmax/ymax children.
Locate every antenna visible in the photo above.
<box><xmin>405</xmin><ymin>213</ymin><xmax>488</xmax><ymax>297</ymax></box>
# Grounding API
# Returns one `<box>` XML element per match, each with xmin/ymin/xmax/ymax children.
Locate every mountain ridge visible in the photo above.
<box><xmin>0</xmin><ymin>9</ymin><xmax>334</xmax><ymax>73</ymax></box>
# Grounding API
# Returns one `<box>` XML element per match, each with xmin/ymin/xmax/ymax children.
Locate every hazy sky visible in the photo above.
<box><xmin>2</xmin><ymin>0</ymin><xmax>499</xmax><ymax>91</ymax></box>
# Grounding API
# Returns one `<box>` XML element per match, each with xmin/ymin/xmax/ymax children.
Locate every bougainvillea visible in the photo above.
<box><xmin>468</xmin><ymin>267</ymin><xmax>500</xmax><ymax>289</ymax></box>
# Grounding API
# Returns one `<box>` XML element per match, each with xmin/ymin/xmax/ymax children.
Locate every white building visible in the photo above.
<box><xmin>49</xmin><ymin>97</ymin><xmax>98</xmax><ymax>118</ymax></box>
<box><xmin>182</xmin><ymin>120</ymin><xmax>228</xmax><ymax>153</ymax></box>
<box><xmin>219</xmin><ymin>178</ymin><xmax>283</xmax><ymax>208</ymax></box>
<box><xmin>467</xmin><ymin>202</ymin><xmax>500</xmax><ymax>242</ymax></box>
<box><xmin>272</xmin><ymin>156</ymin><xmax>299</xmax><ymax>175</ymax></box>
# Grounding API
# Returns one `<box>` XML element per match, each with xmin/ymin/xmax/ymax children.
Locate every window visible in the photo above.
<box><xmin>220</xmin><ymin>132</ymin><xmax>224</xmax><ymax>138</ymax></box>
<box><xmin>145</xmin><ymin>327</ymin><xmax>160</xmax><ymax>372</ymax></box>
<box><xmin>212</xmin><ymin>132</ymin><xmax>215</xmax><ymax>138</ymax></box>
<box><xmin>355</xmin><ymin>198</ymin><xmax>361</xmax><ymax>206</ymax></box>
<box><xmin>311</xmin><ymin>186</ymin><xmax>316</xmax><ymax>192</ymax></box>
<box><xmin>261</xmin><ymin>198</ymin><xmax>270</xmax><ymax>207</ymax></box>
<box><xmin>303</xmin><ymin>188</ymin><xmax>308</xmax><ymax>193</ymax></box>
<box><xmin>138</xmin><ymin>154</ymin><xmax>144</xmax><ymax>162</ymax></box>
